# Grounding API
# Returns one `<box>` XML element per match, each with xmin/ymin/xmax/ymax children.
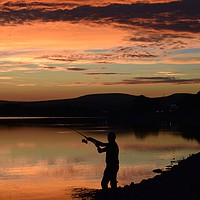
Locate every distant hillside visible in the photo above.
<box><xmin>0</xmin><ymin>92</ymin><xmax>199</xmax><ymax>117</ymax></box>
<box><xmin>76</xmin><ymin>93</ymin><xmax>136</xmax><ymax>105</ymax></box>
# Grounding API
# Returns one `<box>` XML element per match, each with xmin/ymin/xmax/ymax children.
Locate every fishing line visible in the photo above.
<box><xmin>58</xmin><ymin>124</ymin><xmax>89</xmax><ymax>144</ymax></box>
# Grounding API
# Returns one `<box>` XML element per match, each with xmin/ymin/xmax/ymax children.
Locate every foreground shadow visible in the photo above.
<box><xmin>71</xmin><ymin>188</ymin><xmax>96</xmax><ymax>199</ymax></box>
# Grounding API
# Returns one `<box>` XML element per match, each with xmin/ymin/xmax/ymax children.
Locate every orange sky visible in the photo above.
<box><xmin>0</xmin><ymin>0</ymin><xmax>199</xmax><ymax>100</ymax></box>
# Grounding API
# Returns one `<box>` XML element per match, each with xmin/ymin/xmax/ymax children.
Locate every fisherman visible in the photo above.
<box><xmin>87</xmin><ymin>132</ymin><xmax>119</xmax><ymax>190</ymax></box>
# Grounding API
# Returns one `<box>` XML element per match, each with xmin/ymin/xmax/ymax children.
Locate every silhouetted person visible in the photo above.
<box><xmin>87</xmin><ymin>132</ymin><xmax>119</xmax><ymax>190</ymax></box>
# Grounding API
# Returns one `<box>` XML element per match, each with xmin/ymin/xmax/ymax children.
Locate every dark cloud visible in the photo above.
<box><xmin>102</xmin><ymin>76</ymin><xmax>200</xmax><ymax>85</ymax></box>
<box><xmin>67</xmin><ymin>67</ymin><xmax>88</xmax><ymax>71</ymax></box>
<box><xmin>113</xmin><ymin>46</ymin><xmax>158</xmax><ymax>58</ymax></box>
<box><xmin>86</xmin><ymin>72</ymin><xmax>130</xmax><ymax>75</ymax></box>
<box><xmin>0</xmin><ymin>0</ymin><xmax>199</xmax><ymax>33</ymax></box>
<box><xmin>37</xmin><ymin>55</ymin><xmax>78</xmax><ymax>62</ymax></box>
<box><xmin>1</xmin><ymin>1</ymin><xmax>78</xmax><ymax>11</ymax></box>
<box><xmin>42</xmin><ymin>66</ymin><xmax>57</xmax><ymax>70</ymax></box>
<box><xmin>40</xmin><ymin>65</ymin><xmax>88</xmax><ymax>71</ymax></box>
<box><xmin>129</xmin><ymin>33</ymin><xmax>193</xmax><ymax>43</ymax></box>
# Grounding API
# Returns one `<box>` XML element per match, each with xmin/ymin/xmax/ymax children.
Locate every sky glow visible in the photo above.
<box><xmin>0</xmin><ymin>0</ymin><xmax>199</xmax><ymax>100</ymax></box>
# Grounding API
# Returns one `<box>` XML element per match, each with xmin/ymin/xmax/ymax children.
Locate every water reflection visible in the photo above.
<box><xmin>0</xmin><ymin>120</ymin><xmax>199</xmax><ymax>199</ymax></box>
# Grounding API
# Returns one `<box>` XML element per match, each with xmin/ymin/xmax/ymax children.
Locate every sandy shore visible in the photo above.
<box><xmin>73</xmin><ymin>151</ymin><xmax>200</xmax><ymax>200</ymax></box>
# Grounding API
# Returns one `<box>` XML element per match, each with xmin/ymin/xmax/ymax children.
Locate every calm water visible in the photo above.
<box><xmin>0</xmin><ymin>119</ymin><xmax>199</xmax><ymax>200</ymax></box>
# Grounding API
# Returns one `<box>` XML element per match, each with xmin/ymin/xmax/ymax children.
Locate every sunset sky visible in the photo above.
<box><xmin>0</xmin><ymin>0</ymin><xmax>199</xmax><ymax>101</ymax></box>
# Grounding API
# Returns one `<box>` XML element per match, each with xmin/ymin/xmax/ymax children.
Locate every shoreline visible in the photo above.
<box><xmin>73</xmin><ymin>152</ymin><xmax>200</xmax><ymax>200</ymax></box>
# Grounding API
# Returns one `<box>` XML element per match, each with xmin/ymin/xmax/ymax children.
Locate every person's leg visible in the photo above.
<box><xmin>101</xmin><ymin>166</ymin><xmax>110</xmax><ymax>189</ymax></box>
<box><xmin>110</xmin><ymin>165</ymin><xmax>119</xmax><ymax>189</ymax></box>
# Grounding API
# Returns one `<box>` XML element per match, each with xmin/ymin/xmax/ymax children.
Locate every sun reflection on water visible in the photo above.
<box><xmin>0</xmin><ymin>123</ymin><xmax>199</xmax><ymax>199</ymax></box>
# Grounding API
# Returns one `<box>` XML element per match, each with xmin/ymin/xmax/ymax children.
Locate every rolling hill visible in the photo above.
<box><xmin>0</xmin><ymin>92</ymin><xmax>199</xmax><ymax>117</ymax></box>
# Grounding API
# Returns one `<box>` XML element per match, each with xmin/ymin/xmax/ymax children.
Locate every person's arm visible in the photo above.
<box><xmin>97</xmin><ymin>145</ymin><xmax>107</xmax><ymax>153</ymax></box>
<box><xmin>87</xmin><ymin>137</ymin><xmax>107</xmax><ymax>146</ymax></box>
<box><xmin>87</xmin><ymin>137</ymin><xmax>107</xmax><ymax>153</ymax></box>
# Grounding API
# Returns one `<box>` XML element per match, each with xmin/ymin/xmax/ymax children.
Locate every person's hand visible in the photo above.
<box><xmin>87</xmin><ymin>137</ymin><xmax>97</xmax><ymax>143</ymax></box>
<box><xmin>95</xmin><ymin>143</ymin><xmax>99</xmax><ymax>147</ymax></box>
<box><xmin>87</xmin><ymin>137</ymin><xmax>93</xmax><ymax>141</ymax></box>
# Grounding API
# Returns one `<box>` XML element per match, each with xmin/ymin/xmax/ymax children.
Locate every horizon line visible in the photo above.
<box><xmin>1</xmin><ymin>91</ymin><xmax>199</xmax><ymax>103</ymax></box>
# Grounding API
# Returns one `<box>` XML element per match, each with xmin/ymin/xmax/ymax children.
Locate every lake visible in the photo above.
<box><xmin>0</xmin><ymin>118</ymin><xmax>199</xmax><ymax>199</ymax></box>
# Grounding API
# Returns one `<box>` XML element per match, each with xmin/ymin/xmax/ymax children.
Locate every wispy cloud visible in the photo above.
<box><xmin>67</xmin><ymin>67</ymin><xmax>88</xmax><ymax>71</ymax></box>
<box><xmin>36</xmin><ymin>47</ymin><xmax>159</xmax><ymax>64</ymax></box>
<box><xmin>101</xmin><ymin>76</ymin><xmax>200</xmax><ymax>85</ymax></box>
<box><xmin>128</xmin><ymin>32</ymin><xmax>192</xmax><ymax>50</ymax></box>
<box><xmin>44</xmin><ymin>82</ymin><xmax>90</xmax><ymax>87</ymax></box>
<box><xmin>0</xmin><ymin>81</ymin><xmax>13</xmax><ymax>85</ymax></box>
<box><xmin>0</xmin><ymin>76</ymin><xmax>12</xmax><ymax>80</ymax></box>
<box><xmin>45</xmin><ymin>76</ymin><xmax>200</xmax><ymax>87</ymax></box>
<box><xmin>157</xmin><ymin>71</ymin><xmax>184</xmax><ymax>76</ymax></box>
<box><xmin>0</xmin><ymin>66</ymin><xmax>34</xmax><ymax>73</ymax></box>
<box><xmin>16</xmin><ymin>83</ymin><xmax>36</xmax><ymax>87</ymax></box>
<box><xmin>38</xmin><ymin>65</ymin><xmax>88</xmax><ymax>71</ymax></box>
<box><xmin>0</xmin><ymin>81</ymin><xmax>36</xmax><ymax>87</ymax></box>
<box><xmin>86</xmin><ymin>72</ymin><xmax>130</xmax><ymax>75</ymax></box>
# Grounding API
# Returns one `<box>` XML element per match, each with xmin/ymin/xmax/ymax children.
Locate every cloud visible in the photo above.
<box><xmin>0</xmin><ymin>0</ymin><xmax>199</xmax><ymax>33</ymax></box>
<box><xmin>0</xmin><ymin>81</ymin><xmax>13</xmax><ymax>85</ymax></box>
<box><xmin>86</xmin><ymin>72</ymin><xmax>130</xmax><ymax>75</ymax></box>
<box><xmin>0</xmin><ymin>81</ymin><xmax>36</xmax><ymax>87</ymax></box>
<box><xmin>1</xmin><ymin>1</ymin><xmax>199</xmax><ymax>67</ymax></box>
<box><xmin>0</xmin><ymin>1</ymin><xmax>176</xmax><ymax>11</ymax></box>
<box><xmin>37</xmin><ymin>47</ymin><xmax>159</xmax><ymax>65</ymax></box>
<box><xmin>51</xmin><ymin>82</ymin><xmax>88</xmax><ymax>87</ymax></box>
<box><xmin>128</xmin><ymin>33</ymin><xmax>192</xmax><ymax>45</ymax></box>
<box><xmin>16</xmin><ymin>83</ymin><xmax>36</xmax><ymax>87</ymax></box>
<box><xmin>38</xmin><ymin>65</ymin><xmax>88</xmax><ymax>71</ymax></box>
<box><xmin>1</xmin><ymin>1</ymin><xmax>79</xmax><ymax>11</ymax></box>
<box><xmin>67</xmin><ymin>67</ymin><xmax>88</xmax><ymax>71</ymax></box>
<box><xmin>0</xmin><ymin>76</ymin><xmax>12</xmax><ymax>80</ymax></box>
<box><xmin>44</xmin><ymin>76</ymin><xmax>200</xmax><ymax>87</ymax></box>
<box><xmin>0</xmin><ymin>66</ymin><xmax>34</xmax><ymax>73</ymax></box>
<box><xmin>157</xmin><ymin>71</ymin><xmax>184</xmax><ymax>76</ymax></box>
<box><xmin>102</xmin><ymin>76</ymin><xmax>200</xmax><ymax>85</ymax></box>
<box><xmin>165</xmin><ymin>58</ymin><xmax>200</xmax><ymax>64</ymax></box>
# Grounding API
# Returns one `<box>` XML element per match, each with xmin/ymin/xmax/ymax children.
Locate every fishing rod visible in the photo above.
<box><xmin>61</xmin><ymin>123</ymin><xmax>111</xmax><ymax>145</ymax></box>
<box><xmin>70</xmin><ymin>127</ymin><xmax>102</xmax><ymax>146</ymax></box>
<box><xmin>68</xmin><ymin>126</ymin><xmax>88</xmax><ymax>144</ymax></box>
